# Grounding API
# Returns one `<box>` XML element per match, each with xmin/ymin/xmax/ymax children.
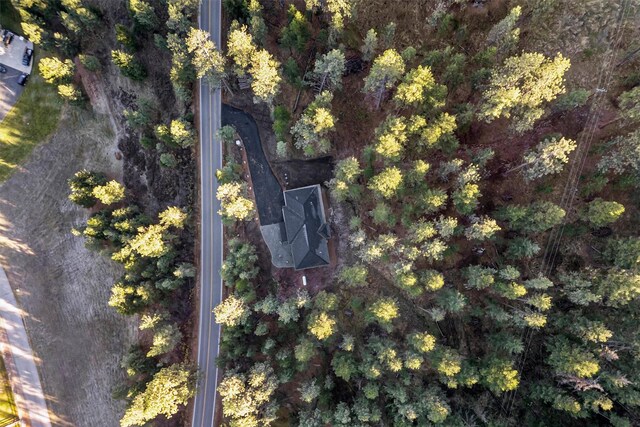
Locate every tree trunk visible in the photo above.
<box><xmin>503</xmin><ymin>161</ymin><xmax>528</xmax><ymax>176</ymax></box>
<box><xmin>598</xmin><ymin>116</ymin><xmax>621</xmax><ymax>129</ymax></box>
<box><xmin>319</xmin><ymin>72</ymin><xmax>327</xmax><ymax>93</ymax></box>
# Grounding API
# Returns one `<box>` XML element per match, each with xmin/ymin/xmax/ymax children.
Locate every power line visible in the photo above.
<box><xmin>500</xmin><ymin>0</ymin><xmax>633</xmax><ymax>419</ymax></box>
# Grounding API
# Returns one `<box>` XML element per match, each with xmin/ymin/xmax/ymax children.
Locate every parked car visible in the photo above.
<box><xmin>2</xmin><ymin>31</ymin><xmax>13</xmax><ymax>46</ymax></box>
<box><xmin>0</xmin><ymin>65</ymin><xmax>6</xmax><ymax>73</ymax></box>
<box><xmin>17</xmin><ymin>73</ymin><xmax>28</xmax><ymax>86</ymax></box>
<box><xmin>22</xmin><ymin>47</ymin><xmax>33</xmax><ymax>66</ymax></box>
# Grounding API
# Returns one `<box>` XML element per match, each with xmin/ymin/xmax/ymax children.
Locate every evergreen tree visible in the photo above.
<box><xmin>308</xmin><ymin>311</ymin><xmax>337</xmax><ymax>340</ymax></box>
<box><xmin>373</xmin><ymin>116</ymin><xmax>407</xmax><ymax>161</ymax></box>
<box><xmin>218</xmin><ymin>363</ymin><xmax>279</xmax><ymax>426</ymax></box>
<box><xmin>92</xmin><ymin>180</ymin><xmax>126</xmax><ymax>205</ymax></box>
<box><xmin>368</xmin><ymin>166</ymin><xmax>403</xmax><ymax>199</ymax></box>
<box><xmin>298</xmin><ymin>379</ymin><xmax>321</xmax><ymax>403</ymax></box>
<box><xmin>227</xmin><ymin>23</ymin><xmax>257</xmax><ymax>74</ymax></box>
<box><xmin>291</xmin><ymin>91</ymin><xmax>336</xmax><ymax>156</ymax></box>
<box><xmin>39</xmin><ymin>57</ymin><xmax>75</xmax><ymax>84</ymax></box>
<box><xmin>120</xmin><ymin>364</ymin><xmax>196</xmax><ymax>427</ymax></box>
<box><xmin>452</xmin><ymin>183</ymin><xmax>480</xmax><ymax>215</ymax></box>
<box><xmin>248</xmin><ymin>0</ymin><xmax>267</xmax><ymax>44</ymax></box>
<box><xmin>366</xmin><ymin>297</ymin><xmax>399</xmax><ymax>332</ymax></box>
<box><xmin>328</xmin><ymin>156</ymin><xmax>363</xmax><ymax>202</ymax></box>
<box><xmin>618</xmin><ymin>86</ymin><xmax>640</xmax><ymax>122</ymax></box>
<box><xmin>332</xmin><ymin>352</ymin><xmax>357</xmax><ymax>381</ymax></box>
<box><xmin>582</xmin><ymin>198</ymin><xmax>625</xmax><ymax>227</ymax></box>
<box><xmin>216</xmin><ymin>182</ymin><xmax>255</xmax><ymax>223</ymax></box>
<box><xmin>604</xmin><ymin>237</ymin><xmax>640</xmax><ymax>269</ymax></box>
<box><xmin>480</xmin><ymin>357</ymin><xmax>519</xmax><ymax>394</ymax></box>
<box><xmin>249</xmin><ymin>48</ymin><xmax>282</xmax><ymax>105</ymax></box>
<box><xmin>68</xmin><ymin>170</ymin><xmax>107</xmax><ymax>208</ymax></box>
<box><xmin>111</xmin><ymin>50</ymin><xmax>147</xmax><ymax>80</ymax></box>
<box><xmin>280</xmin><ymin>5</ymin><xmax>310</xmax><ymax>52</ymax></box>
<box><xmin>220</xmin><ymin>239</ymin><xmax>259</xmax><ymax>287</ymax></box>
<box><xmin>505</xmin><ymin>237</ymin><xmax>540</xmax><ymax>259</ymax></box>
<box><xmin>486</xmin><ymin>6</ymin><xmax>521</xmax><ymax>57</ymax></box>
<box><xmin>129</xmin><ymin>0</ymin><xmax>158</xmax><ymax>30</ymax></box>
<box><xmin>139</xmin><ymin>312</ymin><xmax>182</xmax><ymax>357</ymax></box>
<box><xmin>598</xmin><ymin>129</ymin><xmax>640</xmax><ymax>177</ymax></box>
<box><xmin>214</xmin><ymin>294</ymin><xmax>250</xmax><ymax>327</ymax></box>
<box><xmin>309</xmin><ymin>49</ymin><xmax>346</xmax><ymax>92</ymax></box>
<box><xmin>497</xmin><ymin>201</ymin><xmax>565</xmax><ymax>233</ymax></box>
<box><xmin>394</xmin><ymin>65</ymin><xmax>445</xmax><ymax>109</ymax></box>
<box><xmin>517</xmin><ymin>136</ymin><xmax>577</xmax><ymax>181</ymax></box>
<box><xmin>464</xmin><ymin>216</ymin><xmax>501</xmax><ymax>241</ymax></box>
<box><xmin>363</xmin><ymin>49</ymin><xmax>406</xmax><ymax>108</ymax></box>
<box><xmin>479</xmin><ymin>52</ymin><xmax>570</xmax><ymax>133</ymax></box>
<box><xmin>360</xmin><ymin>28</ymin><xmax>378</xmax><ymax>62</ymax></box>
<box><xmin>186</xmin><ymin>28</ymin><xmax>227</xmax><ymax>87</ymax></box>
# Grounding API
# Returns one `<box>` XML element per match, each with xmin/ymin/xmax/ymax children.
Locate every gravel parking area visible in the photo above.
<box><xmin>0</xmin><ymin>32</ymin><xmax>34</xmax><ymax>122</ymax></box>
<box><xmin>0</xmin><ymin>34</ymin><xmax>34</xmax><ymax>74</ymax></box>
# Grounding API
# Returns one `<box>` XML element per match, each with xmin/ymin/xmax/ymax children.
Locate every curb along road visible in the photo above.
<box><xmin>0</xmin><ymin>267</ymin><xmax>51</xmax><ymax>427</ymax></box>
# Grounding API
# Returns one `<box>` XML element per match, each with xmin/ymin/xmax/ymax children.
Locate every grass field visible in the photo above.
<box><xmin>0</xmin><ymin>0</ymin><xmax>63</xmax><ymax>182</ymax></box>
<box><xmin>0</xmin><ymin>51</ymin><xmax>63</xmax><ymax>181</ymax></box>
<box><xmin>0</xmin><ymin>358</ymin><xmax>18</xmax><ymax>426</ymax></box>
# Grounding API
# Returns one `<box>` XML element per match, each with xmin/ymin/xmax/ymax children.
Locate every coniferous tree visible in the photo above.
<box><xmin>360</xmin><ymin>28</ymin><xmax>378</xmax><ymax>62</ymax></box>
<box><xmin>121</xmin><ymin>364</ymin><xmax>196</xmax><ymax>427</ymax></box>
<box><xmin>291</xmin><ymin>92</ymin><xmax>336</xmax><ymax>156</ymax></box>
<box><xmin>186</xmin><ymin>28</ymin><xmax>227</xmax><ymax>88</ymax></box>
<box><xmin>308</xmin><ymin>49</ymin><xmax>346</xmax><ymax>92</ymax></box>
<box><xmin>479</xmin><ymin>52</ymin><xmax>570</xmax><ymax>133</ymax></box>
<box><xmin>363</xmin><ymin>49</ymin><xmax>406</xmax><ymax>109</ymax></box>
<box><xmin>515</xmin><ymin>136</ymin><xmax>577</xmax><ymax>181</ymax></box>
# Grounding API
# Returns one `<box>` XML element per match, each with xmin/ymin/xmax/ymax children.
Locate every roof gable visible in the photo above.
<box><xmin>282</xmin><ymin>184</ymin><xmax>330</xmax><ymax>270</ymax></box>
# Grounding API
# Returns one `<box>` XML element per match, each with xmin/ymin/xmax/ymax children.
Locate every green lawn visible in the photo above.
<box><xmin>0</xmin><ymin>0</ymin><xmax>63</xmax><ymax>182</ymax></box>
<box><xmin>0</xmin><ymin>51</ymin><xmax>63</xmax><ymax>181</ymax></box>
<box><xmin>0</xmin><ymin>358</ymin><xmax>18</xmax><ymax>426</ymax></box>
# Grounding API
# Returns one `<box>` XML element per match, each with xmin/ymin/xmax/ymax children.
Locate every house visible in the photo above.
<box><xmin>282</xmin><ymin>184</ymin><xmax>331</xmax><ymax>270</ymax></box>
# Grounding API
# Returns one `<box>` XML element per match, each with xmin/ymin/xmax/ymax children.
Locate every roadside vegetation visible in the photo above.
<box><xmin>0</xmin><ymin>359</ymin><xmax>17</xmax><ymax>427</ymax></box>
<box><xmin>8</xmin><ymin>0</ymin><xmax>203</xmax><ymax>425</ymax></box>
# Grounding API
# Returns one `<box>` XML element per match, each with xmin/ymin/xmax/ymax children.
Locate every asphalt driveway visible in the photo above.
<box><xmin>222</xmin><ymin>104</ymin><xmax>284</xmax><ymax>225</ymax></box>
<box><xmin>0</xmin><ymin>64</ymin><xmax>24</xmax><ymax>122</ymax></box>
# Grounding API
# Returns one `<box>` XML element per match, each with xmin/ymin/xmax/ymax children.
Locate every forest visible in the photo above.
<box><xmin>6</xmin><ymin>0</ymin><xmax>640</xmax><ymax>426</ymax></box>
<box><xmin>213</xmin><ymin>1</ymin><xmax>640</xmax><ymax>426</ymax></box>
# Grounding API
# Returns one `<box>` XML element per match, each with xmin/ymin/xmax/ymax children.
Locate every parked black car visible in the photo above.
<box><xmin>22</xmin><ymin>47</ymin><xmax>33</xmax><ymax>66</ymax></box>
<box><xmin>17</xmin><ymin>73</ymin><xmax>28</xmax><ymax>86</ymax></box>
<box><xmin>0</xmin><ymin>65</ymin><xmax>7</xmax><ymax>73</ymax></box>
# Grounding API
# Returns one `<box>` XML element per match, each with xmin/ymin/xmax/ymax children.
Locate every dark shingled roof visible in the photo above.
<box><xmin>282</xmin><ymin>184</ymin><xmax>330</xmax><ymax>270</ymax></box>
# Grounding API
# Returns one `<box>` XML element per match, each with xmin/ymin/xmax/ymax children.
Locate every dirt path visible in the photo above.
<box><xmin>0</xmin><ymin>266</ymin><xmax>50</xmax><ymax>427</ymax></box>
<box><xmin>0</xmin><ymin>107</ymin><xmax>137</xmax><ymax>427</ymax></box>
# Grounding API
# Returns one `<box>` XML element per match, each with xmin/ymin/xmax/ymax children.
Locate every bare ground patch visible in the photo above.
<box><xmin>0</xmin><ymin>106</ymin><xmax>137</xmax><ymax>427</ymax></box>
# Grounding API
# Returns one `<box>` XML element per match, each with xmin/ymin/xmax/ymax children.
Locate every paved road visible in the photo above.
<box><xmin>0</xmin><ymin>64</ymin><xmax>25</xmax><ymax>123</ymax></box>
<box><xmin>0</xmin><ymin>267</ymin><xmax>51</xmax><ymax>427</ymax></box>
<box><xmin>192</xmin><ymin>0</ymin><xmax>223</xmax><ymax>426</ymax></box>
